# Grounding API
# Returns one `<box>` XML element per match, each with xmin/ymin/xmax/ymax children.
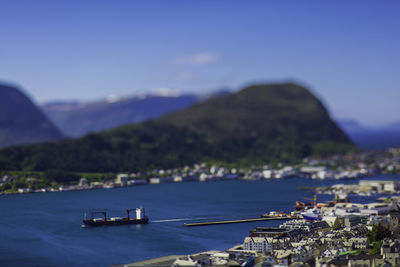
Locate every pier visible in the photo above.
<box><xmin>183</xmin><ymin>216</ymin><xmax>295</xmax><ymax>227</ymax></box>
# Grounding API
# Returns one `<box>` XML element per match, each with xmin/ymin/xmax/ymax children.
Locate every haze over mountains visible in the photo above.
<box><xmin>337</xmin><ymin>119</ymin><xmax>400</xmax><ymax>149</ymax></box>
<box><xmin>0</xmin><ymin>84</ymin><xmax>63</xmax><ymax>148</ymax></box>
<box><xmin>1</xmin><ymin>81</ymin><xmax>398</xmax><ymax>153</ymax></box>
<box><xmin>0</xmin><ymin>83</ymin><xmax>353</xmax><ymax>172</ymax></box>
<box><xmin>41</xmin><ymin>91</ymin><xmax>227</xmax><ymax>137</ymax></box>
<box><xmin>40</xmin><ymin>89</ymin><xmax>400</xmax><ymax>150</ymax></box>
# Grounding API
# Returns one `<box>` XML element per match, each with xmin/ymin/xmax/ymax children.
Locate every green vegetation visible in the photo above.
<box><xmin>0</xmin><ymin>176</ymin><xmax>51</xmax><ymax>193</ymax></box>
<box><xmin>338</xmin><ymin>250</ymin><xmax>362</xmax><ymax>256</ymax></box>
<box><xmin>0</xmin><ymin>170</ymin><xmax>117</xmax><ymax>193</ymax></box>
<box><xmin>367</xmin><ymin>223</ymin><xmax>392</xmax><ymax>255</ymax></box>
<box><xmin>0</xmin><ymin>83</ymin><xmax>354</xmax><ymax>174</ymax></box>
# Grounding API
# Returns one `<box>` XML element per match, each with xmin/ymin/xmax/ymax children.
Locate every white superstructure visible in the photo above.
<box><xmin>136</xmin><ymin>207</ymin><xmax>145</xmax><ymax>219</ymax></box>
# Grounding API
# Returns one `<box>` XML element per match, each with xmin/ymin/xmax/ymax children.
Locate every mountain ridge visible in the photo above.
<box><xmin>0</xmin><ymin>82</ymin><xmax>354</xmax><ymax>172</ymax></box>
<box><xmin>0</xmin><ymin>84</ymin><xmax>63</xmax><ymax>148</ymax></box>
<box><xmin>41</xmin><ymin>91</ymin><xmax>229</xmax><ymax>137</ymax></box>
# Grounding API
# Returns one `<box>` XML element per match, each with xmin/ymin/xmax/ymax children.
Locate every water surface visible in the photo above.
<box><xmin>0</xmin><ymin>176</ymin><xmax>398</xmax><ymax>266</ymax></box>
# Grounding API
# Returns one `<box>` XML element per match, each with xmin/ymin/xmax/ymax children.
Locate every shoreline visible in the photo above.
<box><xmin>2</xmin><ymin>173</ymin><xmax>399</xmax><ymax>197</ymax></box>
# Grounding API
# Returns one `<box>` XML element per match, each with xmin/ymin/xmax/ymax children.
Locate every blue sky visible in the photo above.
<box><xmin>0</xmin><ymin>0</ymin><xmax>399</xmax><ymax>126</ymax></box>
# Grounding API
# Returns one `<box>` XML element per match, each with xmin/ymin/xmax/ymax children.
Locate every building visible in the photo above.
<box><xmin>322</xmin><ymin>216</ymin><xmax>341</xmax><ymax>229</ymax></box>
<box><xmin>2</xmin><ymin>175</ymin><xmax>16</xmax><ymax>183</ymax></box>
<box><xmin>359</xmin><ymin>180</ymin><xmax>400</xmax><ymax>193</ymax></box>
<box><xmin>115</xmin><ymin>173</ymin><xmax>128</xmax><ymax>186</ymax></box>
<box><xmin>149</xmin><ymin>177</ymin><xmax>174</xmax><ymax>184</ymax></box>
<box><xmin>381</xmin><ymin>240</ymin><xmax>400</xmax><ymax>266</ymax></box>
<box><xmin>243</xmin><ymin>237</ymin><xmax>272</xmax><ymax>252</ymax></box>
<box><xmin>340</xmin><ymin>215</ymin><xmax>362</xmax><ymax>228</ymax></box>
<box><xmin>389</xmin><ymin>202</ymin><xmax>400</xmax><ymax>238</ymax></box>
<box><xmin>78</xmin><ymin>178</ymin><xmax>88</xmax><ymax>187</ymax></box>
<box><xmin>349</xmin><ymin>237</ymin><xmax>368</xmax><ymax>249</ymax></box>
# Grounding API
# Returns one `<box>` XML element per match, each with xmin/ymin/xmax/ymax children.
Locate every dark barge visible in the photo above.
<box><xmin>83</xmin><ymin>207</ymin><xmax>149</xmax><ymax>227</ymax></box>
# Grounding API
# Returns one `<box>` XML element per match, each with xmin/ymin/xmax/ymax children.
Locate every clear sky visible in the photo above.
<box><xmin>1</xmin><ymin>0</ymin><xmax>399</xmax><ymax>127</ymax></box>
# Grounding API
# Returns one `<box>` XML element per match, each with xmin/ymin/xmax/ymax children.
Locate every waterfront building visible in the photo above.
<box><xmin>78</xmin><ymin>177</ymin><xmax>88</xmax><ymax>187</ymax></box>
<box><xmin>359</xmin><ymin>180</ymin><xmax>400</xmax><ymax>193</ymax></box>
<box><xmin>17</xmin><ymin>188</ymin><xmax>30</xmax><ymax>193</ymax></box>
<box><xmin>173</xmin><ymin>176</ymin><xmax>183</xmax><ymax>182</ymax></box>
<box><xmin>127</xmin><ymin>179</ymin><xmax>147</xmax><ymax>185</ymax></box>
<box><xmin>210</xmin><ymin>252</ymin><xmax>230</xmax><ymax>266</ymax></box>
<box><xmin>173</xmin><ymin>256</ymin><xmax>200</xmax><ymax>267</ymax></box>
<box><xmin>149</xmin><ymin>177</ymin><xmax>161</xmax><ymax>184</ymax></box>
<box><xmin>115</xmin><ymin>173</ymin><xmax>128</xmax><ymax>186</ymax></box>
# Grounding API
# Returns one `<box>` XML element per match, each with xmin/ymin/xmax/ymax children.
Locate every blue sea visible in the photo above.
<box><xmin>0</xmin><ymin>176</ymin><xmax>399</xmax><ymax>267</ymax></box>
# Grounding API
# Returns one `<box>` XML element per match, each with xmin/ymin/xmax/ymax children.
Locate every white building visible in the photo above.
<box><xmin>115</xmin><ymin>173</ymin><xmax>128</xmax><ymax>186</ymax></box>
<box><xmin>359</xmin><ymin>180</ymin><xmax>399</xmax><ymax>193</ymax></box>
<box><xmin>349</xmin><ymin>237</ymin><xmax>368</xmax><ymax>249</ymax></box>
<box><xmin>243</xmin><ymin>237</ymin><xmax>272</xmax><ymax>252</ymax></box>
<box><xmin>78</xmin><ymin>178</ymin><xmax>88</xmax><ymax>187</ymax></box>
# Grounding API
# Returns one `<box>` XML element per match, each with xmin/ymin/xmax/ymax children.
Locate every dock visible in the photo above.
<box><xmin>183</xmin><ymin>216</ymin><xmax>295</xmax><ymax>227</ymax></box>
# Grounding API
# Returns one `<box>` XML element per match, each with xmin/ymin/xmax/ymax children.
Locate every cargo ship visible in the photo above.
<box><xmin>82</xmin><ymin>207</ymin><xmax>149</xmax><ymax>227</ymax></box>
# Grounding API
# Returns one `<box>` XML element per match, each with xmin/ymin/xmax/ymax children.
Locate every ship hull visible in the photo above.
<box><xmin>83</xmin><ymin>217</ymin><xmax>149</xmax><ymax>227</ymax></box>
<box><xmin>301</xmin><ymin>214</ymin><xmax>322</xmax><ymax>221</ymax></box>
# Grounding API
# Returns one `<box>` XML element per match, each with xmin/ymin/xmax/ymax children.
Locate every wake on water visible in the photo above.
<box><xmin>151</xmin><ymin>213</ymin><xmax>259</xmax><ymax>223</ymax></box>
<box><xmin>151</xmin><ymin>217</ymin><xmax>208</xmax><ymax>223</ymax></box>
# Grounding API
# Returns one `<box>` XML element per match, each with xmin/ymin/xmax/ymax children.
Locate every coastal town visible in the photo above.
<box><xmin>1</xmin><ymin>148</ymin><xmax>399</xmax><ymax>195</ymax></box>
<box><xmin>120</xmin><ymin>180</ymin><xmax>400</xmax><ymax>267</ymax></box>
<box><xmin>2</xmin><ymin>148</ymin><xmax>400</xmax><ymax>266</ymax></box>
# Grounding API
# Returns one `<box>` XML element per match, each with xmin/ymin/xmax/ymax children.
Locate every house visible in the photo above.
<box><xmin>210</xmin><ymin>252</ymin><xmax>229</xmax><ymax>266</ymax></box>
<box><xmin>347</xmin><ymin>254</ymin><xmax>383</xmax><ymax>267</ymax></box>
<box><xmin>388</xmin><ymin>202</ymin><xmax>400</xmax><ymax>238</ymax></box>
<box><xmin>322</xmin><ymin>216</ymin><xmax>341</xmax><ymax>229</ymax></box>
<box><xmin>173</xmin><ymin>256</ymin><xmax>200</xmax><ymax>267</ymax></box>
<box><xmin>307</xmin><ymin>220</ymin><xmax>330</xmax><ymax>233</ymax></box>
<box><xmin>17</xmin><ymin>188</ymin><xmax>30</xmax><ymax>193</ymax></box>
<box><xmin>243</xmin><ymin>237</ymin><xmax>272</xmax><ymax>252</ymax></box>
<box><xmin>115</xmin><ymin>173</ymin><xmax>128</xmax><ymax>186</ymax></box>
<box><xmin>173</xmin><ymin>176</ymin><xmax>183</xmax><ymax>182</ymax></box>
<box><xmin>273</xmin><ymin>250</ymin><xmax>291</xmax><ymax>265</ymax></box>
<box><xmin>341</xmin><ymin>215</ymin><xmax>362</xmax><ymax>228</ymax></box>
<box><xmin>2</xmin><ymin>175</ymin><xmax>16</xmax><ymax>183</ymax></box>
<box><xmin>148</xmin><ymin>177</ymin><xmax>173</xmax><ymax>184</ymax></box>
<box><xmin>381</xmin><ymin>240</ymin><xmax>400</xmax><ymax>266</ymax></box>
<box><xmin>128</xmin><ymin>179</ymin><xmax>147</xmax><ymax>185</ymax></box>
<box><xmin>321</xmin><ymin>247</ymin><xmax>346</xmax><ymax>258</ymax></box>
<box><xmin>78</xmin><ymin>178</ymin><xmax>88</xmax><ymax>187</ymax></box>
<box><xmin>349</xmin><ymin>237</ymin><xmax>368</xmax><ymax>249</ymax></box>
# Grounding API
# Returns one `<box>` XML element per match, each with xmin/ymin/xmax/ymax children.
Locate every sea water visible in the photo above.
<box><xmin>0</xmin><ymin>176</ymin><xmax>398</xmax><ymax>266</ymax></box>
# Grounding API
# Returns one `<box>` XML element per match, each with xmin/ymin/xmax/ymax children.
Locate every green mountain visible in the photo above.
<box><xmin>0</xmin><ymin>84</ymin><xmax>63</xmax><ymax>148</ymax></box>
<box><xmin>0</xmin><ymin>83</ymin><xmax>353</xmax><ymax>173</ymax></box>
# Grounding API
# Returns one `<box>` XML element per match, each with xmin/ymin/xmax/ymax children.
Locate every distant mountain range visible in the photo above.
<box><xmin>0</xmin><ymin>83</ymin><xmax>353</xmax><ymax>173</ymax></box>
<box><xmin>0</xmin><ymin>84</ymin><xmax>63</xmax><ymax>148</ymax></box>
<box><xmin>0</xmin><ymin>81</ymin><xmax>397</xmax><ymax>154</ymax></box>
<box><xmin>41</xmin><ymin>91</ymin><xmax>228</xmax><ymax>137</ymax></box>
<box><xmin>336</xmin><ymin>119</ymin><xmax>400</xmax><ymax>149</ymax></box>
<box><xmin>41</xmin><ymin>91</ymin><xmax>400</xmax><ymax>150</ymax></box>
